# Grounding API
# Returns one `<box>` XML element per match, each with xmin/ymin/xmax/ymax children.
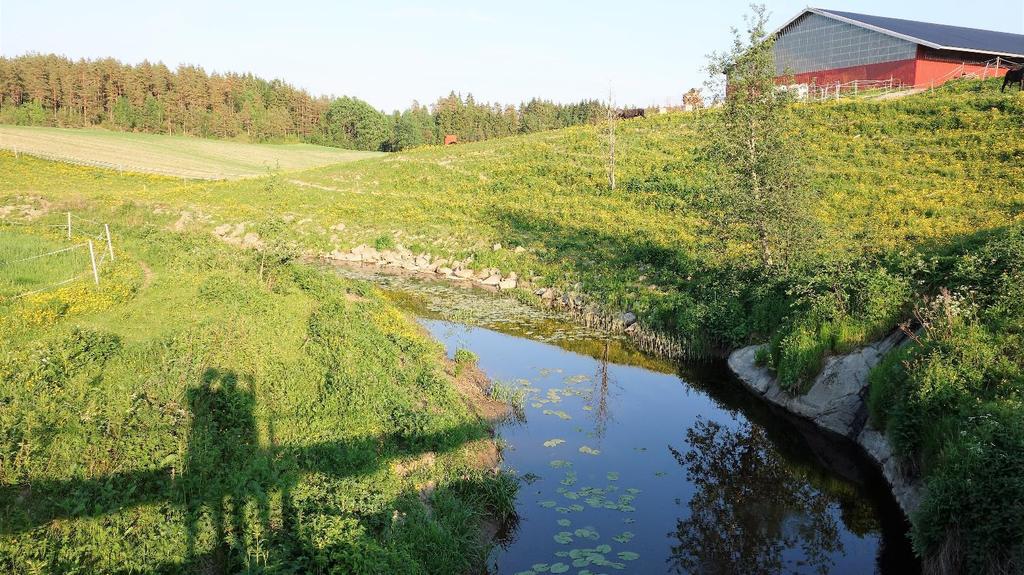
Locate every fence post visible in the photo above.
<box><xmin>67</xmin><ymin>212</ymin><xmax>72</xmax><ymax>239</ymax></box>
<box><xmin>88</xmin><ymin>240</ymin><xmax>99</xmax><ymax>285</ymax></box>
<box><xmin>104</xmin><ymin>224</ymin><xmax>115</xmax><ymax>261</ymax></box>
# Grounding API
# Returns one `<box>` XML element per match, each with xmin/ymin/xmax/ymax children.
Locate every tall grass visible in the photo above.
<box><xmin>0</xmin><ymin>223</ymin><xmax>515</xmax><ymax>573</ymax></box>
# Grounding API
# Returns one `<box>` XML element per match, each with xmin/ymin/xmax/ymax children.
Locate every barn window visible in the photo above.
<box><xmin>774</xmin><ymin>13</ymin><xmax>917</xmax><ymax>75</ymax></box>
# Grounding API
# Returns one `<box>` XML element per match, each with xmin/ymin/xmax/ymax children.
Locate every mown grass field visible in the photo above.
<box><xmin>0</xmin><ymin>125</ymin><xmax>382</xmax><ymax>179</ymax></box>
<box><xmin>1</xmin><ymin>77</ymin><xmax>1022</xmax><ymax>572</ymax></box>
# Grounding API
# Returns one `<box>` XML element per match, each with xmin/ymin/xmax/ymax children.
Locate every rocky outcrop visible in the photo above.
<box><xmin>325</xmin><ymin>244</ymin><xmax>521</xmax><ymax>291</ymax></box>
<box><xmin>728</xmin><ymin>333</ymin><xmax>924</xmax><ymax>517</ymax></box>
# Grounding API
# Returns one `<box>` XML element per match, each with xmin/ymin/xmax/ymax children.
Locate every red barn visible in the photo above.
<box><xmin>773</xmin><ymin>8</ymin><xmax>1024</xmax><ymax>90</ymax></box>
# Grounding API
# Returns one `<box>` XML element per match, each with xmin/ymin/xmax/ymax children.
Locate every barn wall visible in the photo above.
<box><xmin>775</xmin><ymin>49</ymin><xmax>1012</xmax><ymax>88</ymax></box>
<box><xmin>781</xmin><ymin>58</ymin><xmax>919</xmax><ymax>87</ymax></box>
<box><xmin>915</xmin><ymin>47</ymin><xmax>1010</xmax><ymax>87</ymax></box>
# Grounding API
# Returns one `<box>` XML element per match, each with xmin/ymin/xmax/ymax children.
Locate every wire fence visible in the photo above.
<box><xmin>787</xmin><ymin>57</ymin><xmax>1024</xmax><ymax>103</ymax></box>
<box><xmin>0</xmin><ymin>211</ymin><xmax>117</xmax><ymax>300</ymax></box>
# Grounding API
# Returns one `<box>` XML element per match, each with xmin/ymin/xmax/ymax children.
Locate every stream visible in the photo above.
<box><xmin>334</xmin><ymin>266</ymin><xmax>921</xmax><ymax>574</ymax></box>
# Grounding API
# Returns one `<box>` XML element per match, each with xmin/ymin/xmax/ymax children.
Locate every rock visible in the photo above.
<box><xmin>240</xmin><ymin>233</ymin><xmax>263</xmax><ymax>248</ymax></box>
<box><xmin>481</xmin><ymin>274</ymin><xmax>502</xmax><ymax>286</ymax></box>
<box><xmin>507</xmin><ymin>272</ymin><xmax>518</xmax><ymax>281</ymax></box>
<box><xmin>454</xmin><ymin>269</ymin><xmax>475</xmax><ymax>279</ymax></box>
<box><xmin>727</xmin><ymin>332</ymin><xmax>923</xmax><ymax>518</ymax></box>
<box><xmin>331</xmin><ymin>222</ymin><xmax>346</xmax><ymax>231</ymax></box>
<box><xmin>514</xmin><ymin>246</ymin><xmax>527</xmax><ymax>253</ymax></box>
<box><xmin>415</xmin><ymin>255</ymin><xmax>429</xmax><ymax>267</ymax></box>
<box><xmin>492</xmin><ymin>243</ymin><xmax>502</xmax><ymax>251</ymax></box>
<box><xmin>534</xmin><ymin>288</ymin><xmax>546</xmax><ymax>296</ymax></box>
<box><xmin>540</xmin><ymin>288</ymin><xmax>556</xmax><ymax>300</ymax></box>
<box><xmin>437</xmin><ymin>266</ymin><xmax>453</xmax><ymax>276</ymax></box>
<box><xmin>620</xmin><ymin>312</ymin><xmax>638</xmax><ymax>327</ymax></box>
<box><xmin>351</xmin><ymin>244</ymin><xmax>369</xmax><ymax>254</ymax></box>
<box><xmin>498</xmin><ymin>278</ymin><xmax>517</xmax><ymax>290</ymax></box>
<box><xmin>213</xmin><ymin>223</ymin><xmax>232</xmax><ymax>236</ymax></box>
<box><xmin>359</xmin><ymin>247</ymin><xmax>380</xmax><ymax>262</ymax></box>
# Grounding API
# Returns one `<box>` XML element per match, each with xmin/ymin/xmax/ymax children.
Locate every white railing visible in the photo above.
<box><xmin>795</xmin><ymin>78</ymin><xmax>904</xmax><ymax>101</ymax></box>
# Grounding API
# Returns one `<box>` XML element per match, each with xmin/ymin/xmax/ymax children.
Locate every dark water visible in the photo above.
<box><xmin>332</xmin><ymin>266</ymin><xmax>920</xmax><ymax>574</ymax></box>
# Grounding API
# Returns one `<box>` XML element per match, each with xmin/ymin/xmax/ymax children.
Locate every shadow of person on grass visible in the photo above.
<box><xmin>0</xmin><ymin>366</ymin><xmax>494</xmax><ymax>573</ymax></box>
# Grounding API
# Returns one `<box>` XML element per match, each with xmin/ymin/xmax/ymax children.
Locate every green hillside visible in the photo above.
<box><xmin>2</xmin><ymin>78</ymin><xmax>1022</xmax><ymax>571</ymax></box>
<box><xmin>0</xmin><ymin>125</ymin><xmax>381</xmax><ymax>179</ymax></box>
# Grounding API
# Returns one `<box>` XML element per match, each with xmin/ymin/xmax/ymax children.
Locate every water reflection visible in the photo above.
<box><xmin>331</xmin><ymin>266</ymin><xmax>919</xmax><ymax>574</ymax></box>
<box><xmin>669</xmin><ymin>417</ymin><xmax>842</xmax><ymax>574</ymax></box>
<box><xmin>589</xmin><ymin>340</ymin><xmax>615</xmax><ymax>440</ymax></box>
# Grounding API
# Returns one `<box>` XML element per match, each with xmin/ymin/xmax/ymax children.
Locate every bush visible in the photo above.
<box><xmin>868</xmin><ymin>225</ymin><xmax>1024</xmax><ymax>571</ymax></box>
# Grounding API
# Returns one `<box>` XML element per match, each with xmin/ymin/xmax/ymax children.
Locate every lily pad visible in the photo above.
<box><xmin>549</xmin><ymin>563</ymin><xmax>569</xmax><ymax>574</ymax></box>
<box><xmin>557</xmin><ymin>518</ymin><xmax>571</xmax><ymax>527</ymax></box>
<box><xmin>550</xmin><ymin>460</ymin><xmax>572</xmax><ymax>469</ymax></box>
<box><xmin>612</xmin><ymin>531</ymin><xmax>635</xmax><ymax>543</ymax></box>
<box><xmin>539</xmin><ymin>500</ymin><xmax>557</xmax><ymax>508</ymax></box>
<box><xmin>578</xmin><ymin>446</ymin><xmax>601</xmax><ymax>455</ymax></box>
<box><xmin>617</xmin><ymin>551</ymin><xmax>640</xmax><ymax>561</ymax></box>
<box><xmin>606</xmin><ymin>472</ymin><xmax>619</xmax><ymax>481</ymax></box>
<box><xmin>543</xmin><ymin>409</ymin><xmax>572</xmax><ymax>420</ymax></box>
<box><xmin>553</xmin><ymin>531</ymin><xmax>574</xmax><ymax>544</ymax></box>
<box><xmin>531</xmin><ymin>564</ymin><xmax>550</xmax><ymax>573</ymax></box>
<box><xmin>543</xmin><ymin>438</ymin><xmax>566</xmax><ymax>448</ymax></box>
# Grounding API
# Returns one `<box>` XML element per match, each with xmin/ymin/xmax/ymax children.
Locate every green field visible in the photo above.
<box><xmin>0</xmin><ymin>125</ymin><xmax>382</xmax><ymax>179</ymax></box>
<box><xmin>2</xmin><ymin>78</ymin><xmax>1023</xmax><ymax>572</ymax></box>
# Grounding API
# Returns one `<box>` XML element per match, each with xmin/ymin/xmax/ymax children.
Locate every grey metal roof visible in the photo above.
<box><xmin>776</xmin><ymin>8</ymin><xmax>1024</xmax><ymax>59</ymax></box>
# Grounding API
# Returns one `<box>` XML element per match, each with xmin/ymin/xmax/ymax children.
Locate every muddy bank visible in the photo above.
<box><xmin>727</xmin><ymin>333</ymin><xmax>924</xmax><ymax>517</ymax></box>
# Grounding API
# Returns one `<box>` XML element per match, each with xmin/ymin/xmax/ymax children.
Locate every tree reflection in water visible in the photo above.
<box><xmin>668</xmin><ymin>417</ymin><xmax>843</xmax><ymax>574</ymax></box>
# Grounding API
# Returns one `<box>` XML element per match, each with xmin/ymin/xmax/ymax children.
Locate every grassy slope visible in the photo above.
<box><xmin>8</xmin><ymin>79</ymin><xmax>1014</xmax><ymax>352</ymax></box>
<box><xmin>0</xmin><ymin>125</ymin><xmax>382</xmax><ymax>179</ymax></box>
<box><xmin>0</xmin><ymin>203</ymin><xmax>513</xmax><ymax>572</ymax></box>
<box><xmin>2</xmin><ymin>78</ymin><xmax>1022</xmax><ymax>569</ymax></box>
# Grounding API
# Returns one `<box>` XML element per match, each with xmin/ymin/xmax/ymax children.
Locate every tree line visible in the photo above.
<box><xmin>0</xmin><ymin>54</ymin><xmax>609</xmax><ymax>151</ymax></box>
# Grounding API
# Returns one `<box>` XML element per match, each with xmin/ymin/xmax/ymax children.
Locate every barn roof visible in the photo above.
<box><xmin>776</xmin><ymin>8</ymin><xmax>1024</xmax><ymax>59</ymax></box>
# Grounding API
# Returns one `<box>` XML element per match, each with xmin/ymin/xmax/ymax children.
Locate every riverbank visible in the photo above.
<box><xmin>727</xmin><ymin>334</ymin><xmax>924</xmax><ymax>518</ymax></box>
<box><xmin>0</xmin><ymin>223</ymin><xmax>517</xmax><ymax>574</ymax></box>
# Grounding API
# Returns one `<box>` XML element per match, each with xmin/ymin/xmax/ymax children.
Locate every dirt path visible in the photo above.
<box><xmin>140</xmin><ymin>261</ymin><xmax>155</xmax><ymax>289</ymax></box>
<box><xmin>286</xmin><ymin>179</ymin><xmax>367</xmax><ymax>194</ymax></box>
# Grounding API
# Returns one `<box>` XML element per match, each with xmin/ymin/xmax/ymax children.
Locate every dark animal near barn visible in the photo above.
<box><xmin>1003</xmin><ymin>65</ymin><xmax>1024</xmax><ymax>92</ymax></box>
<box><xmin>618</xmin><ymin>108</ymin><xmax>646</xmax><ymax>120</ymax></box>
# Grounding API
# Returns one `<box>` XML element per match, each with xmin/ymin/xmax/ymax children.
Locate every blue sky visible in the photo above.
<box><xmin>2</xmin><ymin>1</ymin><xmax>1022</xmax><ymax>111</ymax></box>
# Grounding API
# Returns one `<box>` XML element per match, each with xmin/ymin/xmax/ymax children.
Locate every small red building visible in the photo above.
<box><xmin>773</xmin><ymin>9</ymin><xmax>1024</xmax><ymax>90</ymax></box>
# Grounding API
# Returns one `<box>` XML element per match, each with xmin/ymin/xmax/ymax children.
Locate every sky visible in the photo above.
<box><xmin>2</xmin><ymin>1</ymin><xmax>1022</xmax><ymax>111</ymax></box>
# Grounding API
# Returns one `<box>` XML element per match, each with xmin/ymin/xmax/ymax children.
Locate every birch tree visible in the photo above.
<box><xmin>702</xmin><ymin>4</ymin><xmax>815</xmax><ymax>272</ymax></box>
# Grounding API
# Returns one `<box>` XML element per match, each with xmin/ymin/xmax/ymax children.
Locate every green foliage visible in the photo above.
<box><xmin>702</xmin><ymin>4</ymin><xmax>814</xmax><ymax>272</ymax></box>
<box><xmin>322</xmin><ymin>96</ymin><xmax>392</xmax><ymax>151</ymax></box>
<box><xmin>454</xmin><ymin>348</ymin><xmax>478</xmax><ymax>365</ymax></box>
<box><xmin>771</xmin><ymin>266</ymin><xmax>911</xmax><ymax>390</ymax></box>
<box><xmin>374</xmin><ymin>234</ymin><xmax>396</xmax><ymax>250</ymax></box>
<box><xmin>0</xmin><ymin>222</ymin><xmax>514</xmax><ymax>573</ymax></box>
<box><xmin>866</xmin><ymin>225</ymin><xmax>1024</xmax><ymax>572</ymax></box>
